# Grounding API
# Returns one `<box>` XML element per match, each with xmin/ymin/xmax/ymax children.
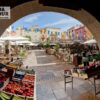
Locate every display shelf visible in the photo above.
<box><xmin>0</xmin><ymin>63</ymin><xmax>36</xmax><ymax>100</ymax></box>
<box><xmin>3</xmin><ymin>74</ymin><xmax>36</xmax><ymax>100</ymax></box>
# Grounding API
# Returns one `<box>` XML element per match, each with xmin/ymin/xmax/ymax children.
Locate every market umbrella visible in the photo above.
<box><xmin>84</xmin><ymin>39</ymin><xmax>97</xmax><ymax>44</ymax></box>
<box><xmin>15</xmin><ymin>40</ymin><xmax>32</xmax><ymax>45</ymax></box>
<box><xmin>0</xmin><ymin>36</ymin><xmax>28</xmax><ymax>55</ymax></box>
<box><xmin>0</xmin><ymin>36</ymin><xmax>28</xmax><ymax>41</ymax></box>
<box><xmin>27</xmin><ymin>43</ymin><xmax>38</xmax><ymax>46</ymax></box>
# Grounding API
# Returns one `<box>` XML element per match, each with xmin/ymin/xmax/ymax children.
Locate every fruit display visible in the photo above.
<box><xmin>3</xmin><ymin>81</ymin><xmax>34</xmax><ymax>97</ymax></box>
<box><xmin>0</xmin><ymin>67</ymin><xmax>36</xmax><ymax>100</ymax></box>
<box><xmin>0</xmin><ymin>92</ymin><xmax>11</xmax><ymax>100</ymax></box>
<box><xmin>70</xmin><ymin>61</ymin><xmax>100</xmax><ymax>78</ymax></box>
<box><xmin>22</xmin><ymin>74</ymin><xmax>35</xmax><ymax>82</ymax></box>
<box><xmin>89</xmin><ymin>61</ymin><xmax>100</xmax><ymax>67</ymax></box>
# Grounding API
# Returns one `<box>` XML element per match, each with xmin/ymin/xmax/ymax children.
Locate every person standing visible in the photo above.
<box><xmin>82</xmin><ymin>51</ymin><xmax>89</xmax><ymax>67</ymax></box>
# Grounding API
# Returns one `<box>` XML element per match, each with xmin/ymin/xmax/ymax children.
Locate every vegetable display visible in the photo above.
<box><xmin>3</xmin><ymin>81</ymin><xmax>34</xmax><ymax>97</ymax></box>
<box><xmin>22</xmin><ymin>74</ymin><xmax>35</xmax><ymax>82</ymax></box>
<box><xmin>0</xmin><ymin>92</ymin><xmax>11</xmax><ymax>100</ymax></box>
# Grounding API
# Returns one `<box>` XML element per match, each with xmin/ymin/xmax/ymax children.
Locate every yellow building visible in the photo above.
<box><xmin>61</xmin><ymin>32</ymin><xmax>66</xmax><ymax>40</ymax></box>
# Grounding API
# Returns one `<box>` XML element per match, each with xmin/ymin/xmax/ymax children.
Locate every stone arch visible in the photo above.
<box><xmin>0</xmin><ymin>0</ymin><xmax>100</xmax><ymax>47</ymax></box>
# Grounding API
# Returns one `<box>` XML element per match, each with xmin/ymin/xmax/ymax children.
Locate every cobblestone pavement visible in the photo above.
<box><xmin>23</xmin><ymin>49</ymin><xmax>100</xmax><ymax>100</ymax></box>
<box><xmin>22</xmin><ymin>50</ymin><xmax>37</xmax><ymax>67</ymax></box>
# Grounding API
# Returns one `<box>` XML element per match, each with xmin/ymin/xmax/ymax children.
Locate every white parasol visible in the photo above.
<box><xmin>84</xmin><ymin>39</ymin><xmax>97</xmax><ymax>44</ymax></box>
<box><xmin>27</xmin><ymin>43</ymin><xmax>38</xmax><ymax>46</ymax></box>
<box><xmin>0</xmin><ymin>36</ymin><xmax>28</xmax><ymax>41</ymax></box>
<box><xmin>15</xmin><ymin>40</ymin><xmax>32</xmax><ymax>45</ymax></box>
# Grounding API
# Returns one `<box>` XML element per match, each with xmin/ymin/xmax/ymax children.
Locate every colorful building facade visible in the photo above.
<box><xmin>65</xmin><ymin>25</ymin><xmax>93</xmax><ymax>41</ymax></box>
<box><xmin>45</xmin><ymin>28</ymin><xmax>61</xmax><ymax>42</ymax></box>
<box><xmin>2</xmin><ymin>25</ymin><xmax>93</xmax><ymax>43</ymax></box>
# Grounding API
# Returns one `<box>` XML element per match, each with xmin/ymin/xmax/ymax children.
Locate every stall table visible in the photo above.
<box><xmin>64</xmin><ymin>69</ymin><xmax>100</xmax><ymax>98</ymax></box>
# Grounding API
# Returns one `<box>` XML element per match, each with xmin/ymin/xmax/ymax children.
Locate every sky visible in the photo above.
<box><xmin>11</xmin><ymin>11</ymin><xmax>83</xmax><ymax>32</ymax></box>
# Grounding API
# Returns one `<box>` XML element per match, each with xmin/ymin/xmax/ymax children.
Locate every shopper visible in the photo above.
<box><xmin>82</xmin><ymin>51</ymin><xmax>89</xmax><ymax>67</ymax></box>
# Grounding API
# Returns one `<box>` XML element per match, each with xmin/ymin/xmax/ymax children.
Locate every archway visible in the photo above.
<box><xmin>2</xmin><ymin>11</ymin><xmax>93</xmax><ymax>42</ymax></box>
<box><xmin>0</xmin><ymin>1</ymin><xmax>100</xmax><ymax>99</ymax></box>
<box><xmin>0</xmin><ymin>0</ymin><xmax>100</xmax><ymax>47</ymax></box>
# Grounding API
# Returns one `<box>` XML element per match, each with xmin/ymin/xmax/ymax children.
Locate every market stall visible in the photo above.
<box><xmin>64</xmin><ymin>61</ymin><xmax>100</xmax><ymax>98</ymax></box>
<box><xmin>0</xmin><ymin>63</ymin><xmax>36</xmax><ymax>100</ymax></box>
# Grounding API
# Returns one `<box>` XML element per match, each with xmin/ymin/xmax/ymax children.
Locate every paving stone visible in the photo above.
<box><xmin>23</xmin><ymin>50</ymin><xmax>100</xmax><ymax>100</ymax></box>
<box><xmin>53</xmin><ymin>89</ymin><xmax>68</xmax><ymax>100</ymax></box>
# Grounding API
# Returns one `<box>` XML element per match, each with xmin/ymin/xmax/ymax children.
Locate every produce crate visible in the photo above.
<box><xmin>2</xmin><ymin>91</ymin><xmax>31</xmax><ymax>100</ymax></box>
<box><xmin>22</xmin><ymin>73</ymin><xmax>35</xmax><ymax>83</ymax></box>
<box><xmin>3</xmin><ymin>74</ymin><xmax>36</xmax><ymax>100</ymax></box>
<box><xmin>0</xmin><ymin>68</ymin><xmax>36</xmax><ymax>100</ymax></box>
<box><xmin>0</xmin><ymin>92</ymin><xmax>11</xmax><ymax>100</ymax></box>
